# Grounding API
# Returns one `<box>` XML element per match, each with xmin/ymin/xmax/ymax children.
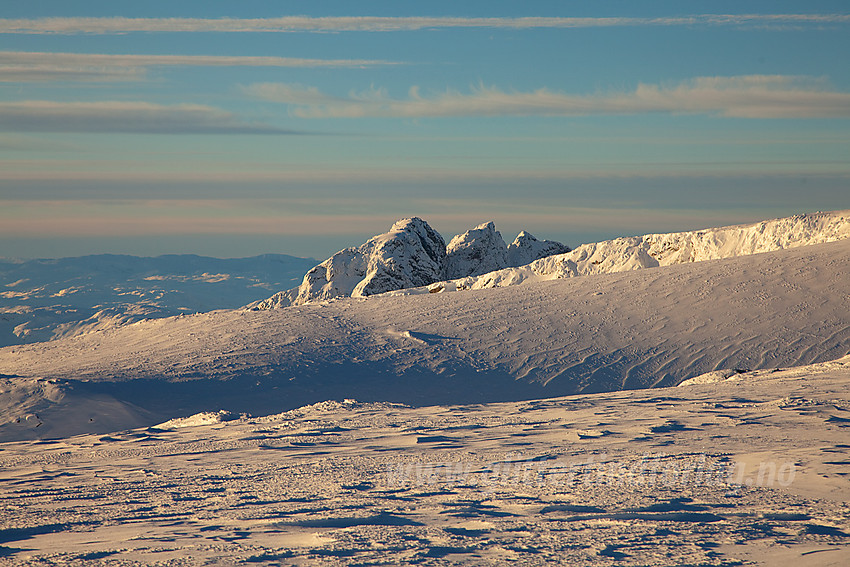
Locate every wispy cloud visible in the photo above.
<box><xmin>0</xmin><ymin>51</ymin><xmax>396</xmax><ymax>82</ymax></box>
<box><xmin>245</xmin><ymin>76</ymin><xmax>850</xmax><ymax>119</ymax></box>
<box><xmin>0</xmin><ymin>14</ymin><xmax>847</xmax><ymax>34</ymax></box>
<box><xmin>0</xmin><ymin>101</ymin><xmax>295</xmax><ymax>134</ymax></box>
<box><xmin>4</xmin><ymin>161</ymin><xmax>847</xmax><ymax>185</ymax></box>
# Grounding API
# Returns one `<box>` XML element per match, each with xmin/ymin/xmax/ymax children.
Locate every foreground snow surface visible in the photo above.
<box><xmin>0</xmin><ymin>358</ymin><xmax>848</xmax><ymax>565</ymax></box>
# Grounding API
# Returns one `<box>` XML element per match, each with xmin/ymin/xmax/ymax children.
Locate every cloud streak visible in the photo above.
<box><xmin>245</xmin><ymin>76</ymin><xmax>850</xmax><ymax>119</ymax></box>
<box><xmin>0</xmin><ymin>199</ymin><xmax>803</xmax><ymax>245</ymax></box>
<box><xmin>0</xmin><ymin>51</ymin><xmax>396</xmax><ymax>82</ymax></box>
<box><xmin>0</xmin><ymin>101</ymin><xmax>295</xmax><ymax>134</ymax></box>
<box><xmin>0</xmin><ymin>14</ymin><xmax>847</xmax><ymax>34</ymax></box>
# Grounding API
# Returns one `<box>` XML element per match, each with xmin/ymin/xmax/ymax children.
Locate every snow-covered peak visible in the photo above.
<box><xmin>255</xmin><ymin>217</ymin><xmax>446</xmax><ymax>308</ymax></box>
<box><xmin>444</xmin><ymin>221</ymin><xmax>509</xmax><ymax>279</ymax></box>
<box><xmin>354</xmin><ymin>217</ymin><xmax>446</xmax><ymax>297</ymax></box>
<box><xmin>255</xmin><ymin>218</ymin><xmax>570</xmax><ymax>309</ymax></box>
<box><xmin>507</xmin><ymin>231</ymin><xmax>571</xmax><ymax>267</ymax></box>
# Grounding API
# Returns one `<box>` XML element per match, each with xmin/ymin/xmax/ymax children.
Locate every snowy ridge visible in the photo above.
<box><xmin>255</xmin><ymin>218</ymin><xmax>569</xmax><ymax>309</ymax></box>
<box><xmin>678</xmin><ymin>353</ymin><xmax>850</xmax><ymax>387</ymax></box>
<box><xmin>415</xmin><ymin>210</ymin><xmax>850</xmax><ymax>294</ymax></box>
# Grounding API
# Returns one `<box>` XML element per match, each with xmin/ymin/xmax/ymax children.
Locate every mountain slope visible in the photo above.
<box><xmin>2</xmin><ymin>238</ymin><xmax>849</xmax><ymax>440</ymax></box>
<box><xmin>507</xmin><ymin>230</ymin><xmax>571</xmax><ymax>267</ymax></box>
<box><xmin>444</xmin><ymin>221</ymin><xmax>510</xmax><ymax>278</ymax></box>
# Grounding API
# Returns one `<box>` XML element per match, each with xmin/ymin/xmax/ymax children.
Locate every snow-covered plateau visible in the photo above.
<box><xmin>1</xmin><ymin>210</ymin><xmax>849</xmax><ymax>565</ymax></box>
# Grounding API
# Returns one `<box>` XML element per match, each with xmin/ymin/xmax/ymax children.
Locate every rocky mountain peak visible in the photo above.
<box><xmin>444</xmin><ymin>221</ymin><xmax>509</xmax><ymax>279</ymax></box>
<box><xmin>507</xmin><ymin>231</ymin><xmax>572</xmax><ymax>267</ymax></box>
<box><xmin>254</xmin><ymin>217</ymin><xmax>570</xmax><ymax>309</ymax></box>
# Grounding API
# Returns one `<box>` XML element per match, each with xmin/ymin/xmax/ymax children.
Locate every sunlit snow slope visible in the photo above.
<box><xmin>2</xmin><ymin>236</ymin><xmax>849</xmax><ymax>440</ymax></box>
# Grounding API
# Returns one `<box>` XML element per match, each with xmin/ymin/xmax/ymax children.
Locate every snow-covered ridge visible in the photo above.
<box><xmin>677</xmin><ymin>354</ymin><xmax>850</xmax><ymax>387</ymax></box>
<box><xmin>254</xmin><ymin>218</ymin><xmax>569</xmax><ymax>309</ymax></box>
<box><xmin>414</xmin><ymin>210</ymin><xmax>850</xmax><ymax>295</ymax></box>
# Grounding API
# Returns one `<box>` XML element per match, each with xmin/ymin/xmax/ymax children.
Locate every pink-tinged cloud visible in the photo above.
<box><xmin>246</xmin><ymin>76</ymin><xmax>850</xmax><ymax>119</ymax></box>
<box><xmin>0</xmin><ymin>14</ymin><xmax>847</xmax><ymax>34</ymax></box>
<box><xmin>0</xmin><ymin>51</ymin><xmax>397</xmax><ymax>82</ymax></box>
<box><xmin>0</xmin><ymin>100</ymin><xmax>297</xmax><ymax>134</ymax></box>
<box><xmin>2</xmin><ymin>160</ymin><xmax>848</xmax><ymax>184</ymax></box>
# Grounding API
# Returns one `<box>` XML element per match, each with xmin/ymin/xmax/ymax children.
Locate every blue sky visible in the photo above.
<box><xmin>1</xmin><ymin>1</ymin><xmax>848</xmax><ymax>259</ymax></box>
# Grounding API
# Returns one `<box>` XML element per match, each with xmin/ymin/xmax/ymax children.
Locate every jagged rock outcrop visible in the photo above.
<box><xmin>255</xmin><ymin>217</ymin><xmax>446</xmax><ymax>308</ymax></box>
<box><xmin>444</xmin><ymin>221</ymin><xmax>510</xmax><ymax>279</ymax></box>
<box><xmin>254</xmin><ymin>218</ymin><xmax>573</xmax><ymax>309</ymax></box>
<box><xmin>507</xmin><ymin>231</ymin><xmax>571</xmax><ymax>267</ymax></box>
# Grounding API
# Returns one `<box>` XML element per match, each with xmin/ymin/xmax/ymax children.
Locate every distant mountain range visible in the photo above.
<box><xmin>0</xmin><ymin>253</ymin><xmax>317</xmax><ymax>346</ymax></box>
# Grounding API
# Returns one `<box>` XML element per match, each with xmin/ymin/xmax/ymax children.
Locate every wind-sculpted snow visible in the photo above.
<box><xmin>4</xmin><ymin>361</ymin><xmax>850</xmax><ymax>564</ymax></box>
<box><xmin>255</xmin><ymin>218</ymin><xmax>570</xmax><ymax>308</ymax></box>
<box><xmin>420</xmin><ymin>210</ymin><xmax>850</xmax><ymax>294</ymax></box>
<box><xmin>3</xmin><ymin>238</ymin><xmax>850</xmax><ymax>441</ymax></box>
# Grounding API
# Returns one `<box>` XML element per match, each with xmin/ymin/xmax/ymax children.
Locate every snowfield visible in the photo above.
<box><xmin>0</xmin><ymin>210</ymin><xmax>849</xmax><ymax>565</ymax></box>
<box><xmin>0</xmin><ymin>356</ymin><xmax>848</xmax><ymax>565</ymax></box>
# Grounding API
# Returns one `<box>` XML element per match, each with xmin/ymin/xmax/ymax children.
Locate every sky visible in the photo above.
<box><xmin>1</xmin><ymin>0</ymin><xmax>849</xmax><ymax>260</ymax></box>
